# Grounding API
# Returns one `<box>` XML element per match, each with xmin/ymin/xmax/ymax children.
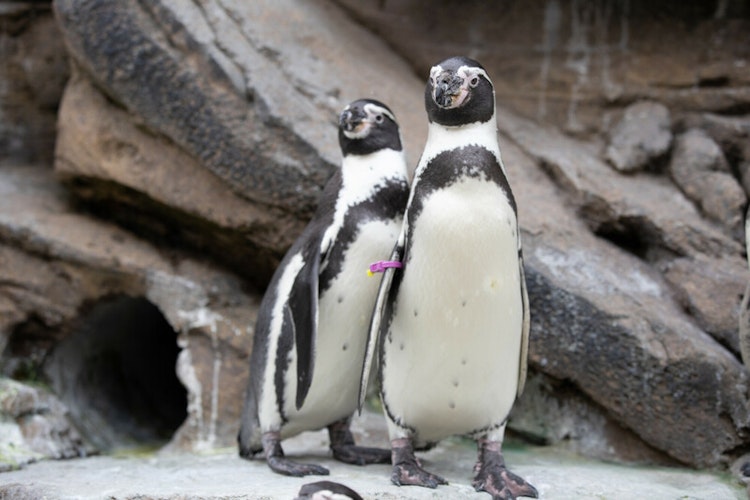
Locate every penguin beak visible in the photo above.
<box><xmin>433</xmin><ymin>72</ymin><xmax>469</xmax><ymax>109</ymax></box>
<box><xmin>340</xmin><ymin>107</ymin><xmax>370</xmax><ymax>139</ymax></box>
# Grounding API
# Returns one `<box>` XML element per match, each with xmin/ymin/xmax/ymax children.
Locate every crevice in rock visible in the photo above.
<box><xmin>593</xmin><ymin>217</ymin><xmax>651</xmax><ymax>260</ymax></box>
<box><xmin>1</xmin><ymin>314</ymin><xmax>63</xmax><ymax>383</ymax></box>
<box><xmin>61</xmin><ymin>175</ymin><xmax>280</xmax><ymax>290</ymax></box>
<box><xmin>42</xmin><ymin>295</ymin><xmax>187</xmax><ymax>453</ymax></box>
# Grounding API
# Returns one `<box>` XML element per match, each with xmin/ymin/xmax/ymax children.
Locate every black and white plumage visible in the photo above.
<box><xmin>294</xmin><ymin>481</ymin><xmax>363</xmax><ymax>500</ymax></box>
<box><xmin>360</xmin><ymin>57</ymin><xmax>537</xmax><ymax>499</ymax></box>
<box><xmin>239</xmin><ymin>99</ymin><xmax>409</xmax><ymax>477</ymax></box>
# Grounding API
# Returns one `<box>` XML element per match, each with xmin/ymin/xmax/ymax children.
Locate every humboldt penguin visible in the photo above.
<box><xmin>239</xmin><ymin>99</ymin><xmax>409</xmax><ymax>476</ymax></box>
<box><xmin>361</xmin><ymin>57</ymin><xmax>538</xmax><ymax>499</ymax></box>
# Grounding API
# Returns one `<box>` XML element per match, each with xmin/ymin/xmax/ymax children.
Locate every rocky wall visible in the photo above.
<box><xmin>1</xmin><ymin>0</ymin><xmax>750</xmax><ymax>472</ymax></box>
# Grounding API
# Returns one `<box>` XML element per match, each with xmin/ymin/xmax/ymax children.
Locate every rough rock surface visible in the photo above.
<box><xmin>2</xmin><ymin>0</ymin><xmax>750</xmax><ymax>481</ymax></box>
<box><xmin>0</xmin><ymin>3</ymin><xmax>69</xmax><ymax>166</ymax></box>
<box><xmin>333</xmin><ymin>0</ymin><xmax>750</xmax><ymax>135</ymax></box>
<box><xmin>0</xmin><ymin>378</ymin><xmax>89</xmax><ymax>472</ymax></box>
<box><xmin>52</xmin><ymin>0</ymin><xmax>427</xmax><ymax>287</ymax></box>
<box><xmin>669</xmin><ymin>128</ymin><xmax>746</xmax><ymax>240</ymax></box>
<box><xmin>605</xmin><ymin>101</ymin><xmax>672</xmax><ymax>172</ymax></box>
<box><xmin>0</xmin><ymin>165</ymin><xmax>258</xmax><ymax>461</ymax></box>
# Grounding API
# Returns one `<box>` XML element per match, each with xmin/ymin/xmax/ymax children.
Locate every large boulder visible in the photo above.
<box><xmin>669</xmin><ymin>128</ymin><xmax>746</xmax><ymax>241</ymax></box>
<box><xmin>494</xmin><ymin>115</ymin><xmax>750</xmax><ymax>466</ymax></box>
<box><xmin>52</xmin><ymin>0</ymin><xmax>426</xmax><ymax>287</ymax></box>
<box><xmin>605</xmin><ymin>101</ymin><xmax>672</xmax><ymax>173</ymax></box>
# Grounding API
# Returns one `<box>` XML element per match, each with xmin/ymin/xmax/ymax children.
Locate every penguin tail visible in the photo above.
<box><xmin>237</xmin><ymin>430</ymin><xmax>262</xmax><ymax>459</ymax></box>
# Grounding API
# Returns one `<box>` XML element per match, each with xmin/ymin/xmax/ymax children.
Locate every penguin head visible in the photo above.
<box><xmin>425</xmin><ymin>56</ymin><xmax>495</xmax><ymax>127</ymax></box>
<box><xmin>338</xmin><ymin>99</ymin><xmax>402</xmax><ymax>156</ymax></box>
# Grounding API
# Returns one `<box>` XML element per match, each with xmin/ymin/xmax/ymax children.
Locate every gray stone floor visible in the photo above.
<box><xmin>0</xmin><ymin>411</ymin><xmax>744</xmax><ymax>499</ymax></box>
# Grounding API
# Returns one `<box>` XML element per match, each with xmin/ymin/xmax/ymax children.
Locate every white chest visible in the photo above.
<box><xmin>382</xmin><ymin>177</ymin><xmax>523</xmax><ymax>442</ymax></box>
<box><xmin>282</xmin><ymin>218</ymin><xmax>401</xmax><ymax>435</ymax></box>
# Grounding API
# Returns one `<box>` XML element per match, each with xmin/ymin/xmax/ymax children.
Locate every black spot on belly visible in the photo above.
<box><xmin>449</xmin><ymin>401</ymin><xmax>456</xmax><ymax>409</ymax></box>
<box><xmin>342</xmin><ymin>343</ymin><xmax>348</xmax><ymax>351</ymax></box>
<box><xmin>337</xmin><ymin>296</ymin><xmax>344</xmax><ymax>304</ymax></box>
<box><xmin>461</xmin><ymin>300</ymin><xmax>467</xmax><ymax>307</ymax></box>
<box><xmin>399</xmin><ymin>342</ymin><xmax>405</xmax><ymax>351</ymax></box>
<box><xmin>461</xmin><ymin>358</ymin><xmax>467</xmax><ymax>365</ymax></box>
<box><xmin>452</xmin><ymin>379</ymin><xmax>459</xmax><ymax>388</ymax></box>
<box><xmin>414</xmin><ymin>309</ymin><xmax>418</xmax><ymax>317</ymax></box>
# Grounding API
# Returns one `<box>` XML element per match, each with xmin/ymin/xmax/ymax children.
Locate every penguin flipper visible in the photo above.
<box><xmin>358</xmin><ymin>240</ymin><xmax>404</xmax><ymax>411</ymax></box>
<box><xmin>516</xmin><ymin>251</ymin><xmax>530</xmax><ymax>397</ymax></box>
<box><xmin>290</xmin><ymin>236</ymin><xmax>325</xmax><ymax>410</ymax></box>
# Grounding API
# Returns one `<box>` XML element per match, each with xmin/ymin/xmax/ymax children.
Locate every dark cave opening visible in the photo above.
<box><xmin>43</xmin><ymin>296</ymin><xmax>188</xmax><ymax>452</ymax></box>
<box><xmin>593</xmin><ymin>217</ymin><xmax>652</xmax><ymax>260</ymax></box>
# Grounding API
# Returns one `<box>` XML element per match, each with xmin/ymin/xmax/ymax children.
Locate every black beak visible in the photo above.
<box><xmin>340</xmin><ymin>108</ymin><xmax>366</xmax><ymax>132</ymax></box>
<box><xmin>433</xmin><ymin>72</ymin><xmax>463</xmax><ymax>108</ymax></box>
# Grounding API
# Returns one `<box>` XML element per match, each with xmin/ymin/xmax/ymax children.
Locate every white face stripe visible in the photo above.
<box><xmin>364</xmin><ymin>102</ymin><xmax>397</xmax><ymax>123</ymax></box>
<box><xmin>457</xmin><ymin>65</ymin><xmax>492</xmax><ymax>87</ymax></box>
<box><xmin>429</xmin><ymin>64</ymin><xmax>444</xmax><ymax>82</ymax></box>
<box><xmin>429</xmin><ymin>64</ymin><xmax>492</xmax><ymax>88</ymax></box>
<box><xmin>341</xmin><ymin>103</ymin><xmax>397</xmax><ymax>140</ymax></box>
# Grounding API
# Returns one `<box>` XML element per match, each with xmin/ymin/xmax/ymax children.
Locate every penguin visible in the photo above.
<box><xmin>294</xmin><ymin>481</ymin><xmax>363</xmax><ymax>500</ymax></box>
<box><xmin>359</xmin><ymin>57</ymin><xmax>538</xmax><ymax>499</ymax></box>
<box><xmin>239</xmin><ymin>99</ymin><xmax>409</xmax><ymax>476</ymax></box>
<box><xmin>739</xmin><ymin>205</ymin><xmax>750</xmax><ymax>367</ymax></box>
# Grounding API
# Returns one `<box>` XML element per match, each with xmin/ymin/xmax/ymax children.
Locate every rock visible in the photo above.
<box><xmin>3</xmin><ymin>0</ymin><xmax>750</xmax><ymax>476</ymax></box>
<box><xmin>54</xmin><ymin>68</ymin><xmax>299</xmax><ymax>288</ymax></box>
<box><xmin>605</xmin><ymin>101</ymin><xmax>672</xmax><ymax>172</ymax></box>
<box><xmin>680</xmin><ymin>112</ymin><xmax>750</xmax><ymax>198</ymax></box>
<box><xmin>0</xmin><ymin>165</ymin><xmax>258</xmax><ymax>453</ymax></box>
<box><xmin>0</xmin><ymin>377</ymin><xmax>89</xmax><ymax>471</ymax></box>
<box><xmin>497</xmin><ymin>108</ymin><xmax>741</xmax><ymax>261</ymax></box>
<box><xmin>334</xmin><ymin>0</ymin><xmax>750</xmax><ymax>135</ymax></box>
<box><xmin>497</xmin><ymin>123</ymin><xmax>750</xmax><ymax>467</ymax></box>
<box><xmin>52</xmin><ymin>0</ymin><xmax>426</xmax><ymax>287</ymax></box>
<box><xmin>663</xmin><ymin>255</ymin><xmax>749</xmax><ymax>354</ymax></box>
<box><xmin>669</xmin><ymin>129</ymin><xmax>746</xmax><ymax>241</ymax></box>
<box><xmin>0</xmin><ymin>3</ymin><xmax>69</xmax><ymax>166</ymax></box>
<box><xmin>509</xmin><ymin>372</ymin><xmax>676</xmax><ymax>465</ymax></box>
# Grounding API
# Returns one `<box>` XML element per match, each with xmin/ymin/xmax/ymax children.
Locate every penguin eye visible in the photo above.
<box><xmin>375</xmin><ymin>114</ymin><xmax>384</xmax><ymax>123</ymax></box>
<box><xmin>469</xmin><ymin>76</ymin><xmax>480</xmax><ymax>88</ymax></box>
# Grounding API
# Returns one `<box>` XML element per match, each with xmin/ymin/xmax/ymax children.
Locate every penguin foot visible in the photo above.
<box><xmin>328</xmin><ymin>418</ymin><xmax>391</xmax><ymax>466</ymax></box>
<box><xmin>472</xmin><ymin>439</ymin><xmax>537</xmax><ymax>499</ymax></box>
<box><xmin>331</xmin><ymin>444</ymin><xmax>391</xmax><ymax>465</ymax></box>
<box><xmin>267</xmin><ymin>456</ymin><xmax>330</xmax><ymax>477</ymax></box>
<box><xmin>390</xmin><ymin>438</ymin><xmax>448</xmax><ymax>489</ymax></box>
<box><xmin>262</xmin><ymin>431</ymin><xmax>330</xmax><ymax>477</ymax></box>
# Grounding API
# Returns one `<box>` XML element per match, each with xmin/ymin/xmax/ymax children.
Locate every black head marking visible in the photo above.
<box><xmin>338</xmin><ymin>98</ymin><xmax>402</xmax><ymax>156</ymax></box>
<box><xmin>425</xmin><ymin>56</ymin><xmax>495</xmax><ymax>126</ymax></box>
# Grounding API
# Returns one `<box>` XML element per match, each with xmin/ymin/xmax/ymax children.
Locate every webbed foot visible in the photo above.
<box><xmin>472</xmin><ymin>438</ymin><xmax>537</xmax><ymax>499</ymax></box>
<box><xmin>328</xmin><ymin>419</ymin><xmax>391</xmax><ymax>466</ymax></box>
<box><xmin>390</xmin><ymin>437</ymin><xmax>448</xmax><ymax>489</ymax></box>
<box><xmin>332</xmin><ymin>444</ymin><xmax>391</xmax><ymax>465</ymax></box>
<box><xmin>262</xmin><ymin>431</ymin><xmax>329</xmax><ymax>477</ymax></box>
